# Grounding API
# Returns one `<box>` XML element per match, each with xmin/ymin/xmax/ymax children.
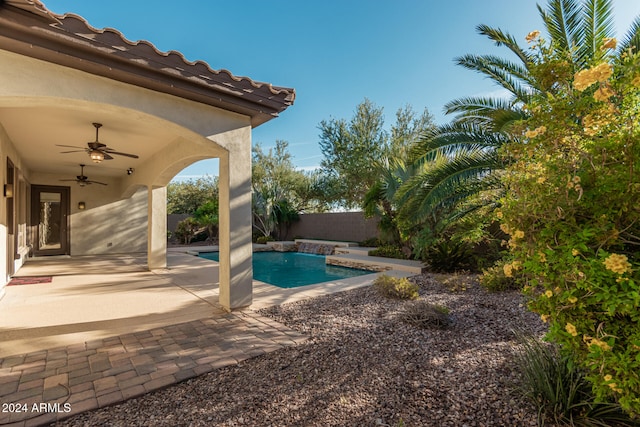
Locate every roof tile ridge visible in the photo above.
<box><xmin>21</xmin><ymin>0</ymin><xmax>52</xmax><ymax>14</ymax></box>
<box><xmin>7</xmin><ymin>0</ymin><xmax>61</xmax><ymax>22</ymax></box>
<box><xmin>55</xmin><ymin>12</ymin><xmax>294</xmax><ymax>98</ymax></box>
<box><xmin>207</xmin><ymin>68</ymin><xmax>294</xmax><ymax>96</ymax></box>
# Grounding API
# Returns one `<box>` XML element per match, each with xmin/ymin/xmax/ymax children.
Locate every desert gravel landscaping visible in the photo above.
<box><xmin>55</xmin><ymin>273</ymin><xmax>546</xmax><ymax>426</ymax></box>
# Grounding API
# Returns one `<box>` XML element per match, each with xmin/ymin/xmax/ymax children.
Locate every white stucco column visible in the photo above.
<box><xmin>147</xmin><ymin>185</ymin><xmax>167</xmax><ymax>269</ymax></box>
<box><xmin>217</xmin><ymin>131</ymin><xmax>253</xmax><ymax>311</ymax></box>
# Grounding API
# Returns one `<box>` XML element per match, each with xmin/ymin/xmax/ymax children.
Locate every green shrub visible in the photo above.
<box><xmin>425</xmin><ymin>239</ymin><xmax>473</xmax><ymax>272</ymax></box>
<box><xmin>470</xmin><ymin>236</ymin><xmax>507</xmax><ymax>271</ymax></box>
<box><xmin>360</xmin><ymin>237</ymin><xmax>383</xmax><ymax>247</ymax></box>
<box><xmin>438</xmin><ymin>271</ymin><xmax>475</xmax><ymax>293</ymax></box>
<box><xmin>480</xmin><ymin>262</ymin><xmax>520</xmax><ymax>292</ymax></box>
<box><xmin>373</xmin><ymin>274</ymin><xmax>419</xmax><ymax>300</ymax></box>
<box><xmin>174</xmin><ymin>217</ymin><xmax>199</xmax><ymax>245</ymax></box>
<box><xmin>397</xmin><ymin>300</ymin><xmax>451</xmax><ymax>329</ymax></box>
<box><xmin>513</xmin><ymin>333</ymin><xmax>636</xmax><ymax>427</ymax></box>
<box><xmin>368</xmin><ymin>245</ymin><xmax>408</xmax><ymax>260</ymax></box>
<box><xmin>256</xmin><ymin>235</ymin><xmax>274</xmax><ymax>244</ymax></box>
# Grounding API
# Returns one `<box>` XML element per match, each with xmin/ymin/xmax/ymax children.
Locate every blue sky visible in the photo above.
<box><xmin>43</xmin><ymin>0</ymin><xmax>640</xmax><ymax>180</ymax></box>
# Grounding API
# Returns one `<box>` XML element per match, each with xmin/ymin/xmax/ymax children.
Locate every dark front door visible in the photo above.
<box><xmin>31</xmin><ymin>185</ymin><xmax>70</xmax><ymax>256</ymax></box>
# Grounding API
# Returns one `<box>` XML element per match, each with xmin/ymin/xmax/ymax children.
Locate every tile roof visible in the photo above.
<box><xmin>0</xmin><ymin>0</ymin><xmax>295</xmax><ymax>126</ymax></box>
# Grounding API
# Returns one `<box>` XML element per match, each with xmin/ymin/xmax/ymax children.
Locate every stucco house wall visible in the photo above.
<box><xmin>0</xmin><ymin>122</ymin><xmax>30</xmax><ymax>283</ymax></box>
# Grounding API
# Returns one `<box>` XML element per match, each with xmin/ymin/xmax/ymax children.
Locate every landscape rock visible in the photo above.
<box><xmin>55</xmin><ymin>273</ymin><xmax>545</xmax><ymax>426</ymax></box>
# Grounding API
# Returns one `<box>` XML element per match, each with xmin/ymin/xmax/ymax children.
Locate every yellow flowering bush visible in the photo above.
<box><xmin>593</xmin><ymin>85</ymin><xmax>614</xmax><ymax>101</ymax></box>
<box><xmin>602</xmin><ymin>37</ymin><xmax>617</xmax><ymax>50</ymax></box>
<box><xmin>524</xmin><ymin>125</ymin><xmax>547</xmax><ymax>138</ymax></box>
<box><xmin>565</xmin><ymin>323</ymin><xmax>578</xmax><ymax>337</ymax></box>
<box><xmin>603</xmin><ymin>253</ymin><xmax>633</xmax><ymax>275</ymax></box>
<box><xmin>499</xmin><ymin>36</ymin><xmax>640</xmax><ymax>416</ymax></box>
<box><xmin>525</xmin><ymin>30</ymin><xmax>541</xmax><ymax>43</ymax></box>
<box><xmin>573</xmin><ymin>63</ymin><xmax>614</xmax><ymax>91</ymax></box>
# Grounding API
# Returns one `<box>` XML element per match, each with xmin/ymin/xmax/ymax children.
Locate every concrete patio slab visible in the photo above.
<box><xmin>0</xmin><ymin>253</ymin><xmax>224</xmax><ymax>358</ymax></box>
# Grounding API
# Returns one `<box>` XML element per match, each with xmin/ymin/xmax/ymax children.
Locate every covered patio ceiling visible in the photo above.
<box><xmin>0</xmin><ymin>105</ymin><xmax>181</xmax><ymax>181</ymax></box>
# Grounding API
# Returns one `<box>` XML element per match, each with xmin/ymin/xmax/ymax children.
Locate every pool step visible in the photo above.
<box><xmin>326</xmin><ymin>253</ymin><xmax>425</xmax><ymax>274</ymax></box>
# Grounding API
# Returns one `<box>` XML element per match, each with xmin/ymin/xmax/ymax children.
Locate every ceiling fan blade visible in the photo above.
<box><xmin>87</xmin><ymin>180</ymin><xmax>108</xmax><ymax>186</ymax></box>
<box><xmin>56</xmin><ymin>144</ymin><xmax>85</xmax><ymax>149</ymax></box>
<box><xmin>60</xmin><ymin>150</ymin><xmax>87</xmax><ymax>154</ymax></box>
<box><xmin>88</xmin><ymin>142</ymin><xmax>107</xmax><ymax>150</ymax></box>
<box><xmin>103</xmin><ymin>150</ymin><xmax>139</xmax><ymax>159</ymax></box>
<box><xmin>103</xmin><ymin>153</ymin><xmax>114</xmax><ymax>160</ymax></box>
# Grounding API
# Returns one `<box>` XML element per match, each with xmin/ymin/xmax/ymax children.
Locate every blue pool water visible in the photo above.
<box><xmin>198</xmin><ymin>251</ymin><xmax>371</xmax><ymax>288</ymax></box>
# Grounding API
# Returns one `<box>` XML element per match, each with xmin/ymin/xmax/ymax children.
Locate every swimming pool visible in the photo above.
<box><xmin>198</xmin><ymin>251</ymin><xmax>371</xmax><ymax>288</ymax></box>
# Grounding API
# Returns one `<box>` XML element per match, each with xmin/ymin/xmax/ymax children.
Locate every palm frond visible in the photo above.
<box><xmin>618</xmin><ymin>15</ymin><xmax>640</xmax><ymax>55</ymax></box>
<box><xmin>579</xmin><ymin>0</ymin><xmax>615</xmax><ymax>64</ymax></box>
<box><xmin>454</xmin><ymin>54</ymin><xmax>535</xmax><ymax>100</ymax></box>
<box><xmin>379</xmin><ymin>158</ymin><xmax>411</xmax><ymax>199</ymax></box>
<box><xmin>491</xmin><ymin>108</ymin><xmax>529</xmax><ymax>132</ymax></box>
<box><xmin>445</xmin><ymin>193</ymin><xmax>504</xmax><ymax>224</ymax></box>
<box><xmin>538</xmin><ymin>0</ymin><xmax>582</xmax><ymax>61</ymax></box>
<box><xmin>456</xmin><ymin>54</ymin><xmax>536</xmax><ymax>87</ymax></box>
<box><xmin>444</xmin><ymin>96</ymin><xmax>517</xmax><ymax>116</ymax></box>
<box><xmin>396</xmin><ymin>149</ymin><xmax>502</xmax><ymax>222</ymax></box>
<box><xmin>444</xmin><ymin>96</ymin><xmax>529</xmax><ymax>131</ymax></box>
<box><xmin>430</xmin><ymin>176</ymin><xmax>503</xmax><ymax>223</ymax></box>
<box><xmin>409</xmin><ymin>123</ymin><xmax>511</xmax><ymax>165</ymax></box>
<box><xmin>476</xmin><ymin>24</ymin><xmax>532</xmax><ymax>64</ymax></box>
<box><xmin>362</xmin><ymin>180</ymin><xmax>384</xmax><ymax>217</ymax></box>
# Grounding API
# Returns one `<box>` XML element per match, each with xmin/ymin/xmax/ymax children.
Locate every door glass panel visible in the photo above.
<box><xmin>39</xmin><ymin>192</ymin><xmax>61</xmax><ymax>250</ymax></box>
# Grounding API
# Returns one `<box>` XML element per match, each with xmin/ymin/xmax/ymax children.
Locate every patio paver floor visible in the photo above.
<box><xmin>0</xmin><ymin>311</ymin><xmax>306</xmax><ymax>426</ymax></box>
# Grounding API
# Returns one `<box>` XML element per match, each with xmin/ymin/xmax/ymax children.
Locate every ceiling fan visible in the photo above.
<box><xmin>57</xmin><ymin>122</ymin><xmax>139</xmax><ymax>163</ymax></box>
<box><xmin>60</xmin><ymin>164</ymin><xmax>107</xmax><ymax>186</ymax></box>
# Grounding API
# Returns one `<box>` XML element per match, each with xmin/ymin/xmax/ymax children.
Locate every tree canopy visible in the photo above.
<box><xmin>252</xmin><ymin>140</ymin><xmax>332</xmax><ymax>238</ymax></box>
<box><xmin>167</xmin><ymin>175</ymin><xmax>218</xmax><ymax>215</ymax></box>
<box><xmin>318</xmin><ymin>99</ymin><xmax>435</xmax><ymax>209</ymax></box>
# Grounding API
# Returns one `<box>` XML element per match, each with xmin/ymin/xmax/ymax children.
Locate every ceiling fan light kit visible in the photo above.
<box><xmin>60</xmin><ymin>164</ymin><xmax>107</xmax><ymax>186</ymax></box>
<box><xmin>90</xmin><ymin>149</ymin><xmax>104</xmax><ymax>163</ymax></box>
<box><xmin>56</xmin><ymin>123</ymin><xmax>140</xmax><ymax>190</ymax></box>
<box><xmin>57</xmin><ymin>122</ymin><xmax>139</xmax><ymax>164</ymax></box>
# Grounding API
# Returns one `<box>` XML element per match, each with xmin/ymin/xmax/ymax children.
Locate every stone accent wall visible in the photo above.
<box><xmin>267</xmin><ymin>241</ymin><xmax>296</xmax><ymax>252</ymax></box>
<box><xmin>326</xmin><ymin>257</ymin><xmax>390</xmax><ymax>272</ymax></box>
<box><xmin>285</xmin><ymin>212</ymin><xmax>379</xmax><ymax>243</ymax></box>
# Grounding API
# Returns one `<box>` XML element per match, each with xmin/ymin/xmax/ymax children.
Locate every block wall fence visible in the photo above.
<box><xmin>168</xmin><ymin>212</ymin><xmax>380</xmax><ymax>244</ymax></box>
<box><xmin>283</xmin><ymin>212</ymin><xmax>379</xmax><ymax>242</ymax></box>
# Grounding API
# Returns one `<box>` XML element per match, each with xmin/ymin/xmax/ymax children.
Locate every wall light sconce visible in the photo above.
<box><xmin>4</xmin><ymin>183</ymin><xmax>13</xmax><ymax>198</ymax></box>
<box><xmin>78</xmin><ymin>201</ymin><xmax>86</xmax><ymax>210</ymax></box>
<box><xmin>127</xmin><ymin>168</ymin><xmax>134</xmax><ymax>175</ymax></box>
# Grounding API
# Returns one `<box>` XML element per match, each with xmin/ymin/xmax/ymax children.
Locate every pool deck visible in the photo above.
<box><xmin>0</xmin><ymin>249</ymin><xmax>413</xmax><ymax>426</ymax></box>
<box><xmin>328</xmin><ymin>246</ymin><xmax>425</xmax><ymax>274</ymax></box>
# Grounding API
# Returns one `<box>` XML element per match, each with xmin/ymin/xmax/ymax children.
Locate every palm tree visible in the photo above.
<box><xmin>363</xmin><ymin>156</ymin><xmax>414</xmax><ymax>245</ymax></box>
<box><xmin>361</xmin><ymin>106</ymin><xmax>436</xmax><ymax>247</ymax></box>
<box><xmin>398</xmin><ymin>0</ymin><xmax>640</xmax><ymax>231</ymax></box>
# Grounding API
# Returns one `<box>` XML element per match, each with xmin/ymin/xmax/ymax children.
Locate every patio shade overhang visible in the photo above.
<box><xmin>0</xmin><ymin>0</ymin><xmax>296</xmax><ymax>128</ymax></box>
